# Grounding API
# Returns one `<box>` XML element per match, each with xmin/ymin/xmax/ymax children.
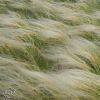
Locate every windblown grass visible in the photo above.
<box><xmin>0</xmin><ymin>0</ymin><xmax>100</xmax><ymax>100</ymax></box>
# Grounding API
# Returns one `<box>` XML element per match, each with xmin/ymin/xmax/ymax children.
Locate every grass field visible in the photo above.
<box><xmin>0</xmin><ymin>0</ymin><xmax>100</xmax><ymax>100</ymax></box>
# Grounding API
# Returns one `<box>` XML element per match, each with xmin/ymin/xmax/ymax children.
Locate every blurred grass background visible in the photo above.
<box><xmin>0</xmin><ymin>0</ymin><xmax>100</xmax><ymax>100</ymax></box>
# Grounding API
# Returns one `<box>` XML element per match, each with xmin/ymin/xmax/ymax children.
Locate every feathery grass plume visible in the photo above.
<box><xmin>0</xmin><ymin>0</ymin><xmax>100</xmax><ymax>100</ymax></box>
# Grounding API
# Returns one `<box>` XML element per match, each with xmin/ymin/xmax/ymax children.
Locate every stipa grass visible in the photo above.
<box><xmin>0</xmin><ymin>0</ymin><xmax>100</xmax><ymax>100</ymax></box>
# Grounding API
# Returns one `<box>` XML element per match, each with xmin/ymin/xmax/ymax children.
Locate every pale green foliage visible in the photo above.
<box><xmin>0</xmin><ymin>0</ymin><xmax>100</xmax><ymax>100</ymax></box>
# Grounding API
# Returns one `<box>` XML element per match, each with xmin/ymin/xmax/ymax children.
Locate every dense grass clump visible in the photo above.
<box><xmin>0</xmin><ymin>0</ymin><xmax>100</xmax><ymax>100</ymax></box>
